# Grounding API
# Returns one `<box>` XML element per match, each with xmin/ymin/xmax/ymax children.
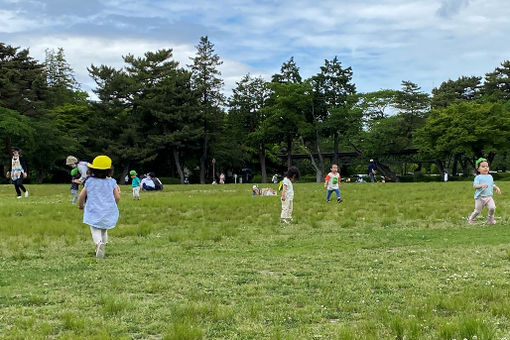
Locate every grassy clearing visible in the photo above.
<box><xmin>1</xmin><ymin>181</ymin><xmax>510</xmax><ymax>339</ymax></box>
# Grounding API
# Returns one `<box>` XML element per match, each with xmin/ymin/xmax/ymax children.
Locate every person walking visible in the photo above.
<box><xmin>368</xmin><ymin>159</ymin><xmax>377</xmax><ymax>183</ymax></box>
<box><xmin>6</xmin><ymin>147</ymin><xmax>29</xmax><ymax>198</ymax></box>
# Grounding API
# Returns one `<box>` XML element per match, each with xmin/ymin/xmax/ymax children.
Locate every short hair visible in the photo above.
<box><xmin>87</xmin><ymin>168</ymin><xmax>113</xmax><ymax>179</ymax></box>
<box><xmin>285</xmin><ymin>166</ymin><xmax>300</xmax><ymax>180</ymax></box>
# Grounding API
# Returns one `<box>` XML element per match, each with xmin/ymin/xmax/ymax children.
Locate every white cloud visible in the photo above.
<box><xmin>0</xmin><ymin>9</ymin><xmax>40</xmax><ymax>33</ymax></box>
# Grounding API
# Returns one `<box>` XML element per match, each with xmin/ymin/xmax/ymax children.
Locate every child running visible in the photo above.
<box><xmin>70</xmin><ymin>168</ymin><xmax>80</xmax><ymax>204</ymax></box>
<box><xmin>324</xmin><ymin>164</ymin><xmax>342</xmax><ymax>203</ymax></box>
<box><xmin>468</xmin><ymin>157</ymin><xmax>502</xmax><ymax>225</ymax></box>
<box><xmin>6</xmin><ymin>147</ymin><xmax>28</xmax><ymax>198</ymax></box>
<box><xmin>130</xmin><ymin>170</ymin><xmax>141</xmax><ymax>200</ymax></box>
<box><xmin>281</xmin><ymin>166</ymin><xmax>299</xmax><ymax>224</ymax></box>
<box><xmin>78</xmin><ymin>155</ymin><xmax>120</xmax><ymax>258</ymax></box>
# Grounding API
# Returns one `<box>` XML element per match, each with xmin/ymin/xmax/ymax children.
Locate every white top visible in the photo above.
<box><xmin>283</xmin><ymin>177</ymin><xmax>294</xmax><ymax>200</ymax></box>
<box><xmin>325</xmin><ymin>172</ymin><xmax>340</xmax><ymax>190</ymax></box>
<box><xmin>141</xmin><ymin>177</ymin><xmax>155</xmax><ymax>188</ymax></box>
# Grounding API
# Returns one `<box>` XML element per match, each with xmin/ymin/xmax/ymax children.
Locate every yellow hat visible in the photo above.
<box><xmin>88</xmin><ymin>155</ymin><xmax>112</xmax><ymax>170</ymax></box>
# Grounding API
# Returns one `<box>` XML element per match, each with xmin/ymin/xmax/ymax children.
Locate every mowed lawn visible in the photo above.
<box><xmin>1</xmin><ymin>181</ymin><xmax>510</xmax><ymax>339</ymax></box>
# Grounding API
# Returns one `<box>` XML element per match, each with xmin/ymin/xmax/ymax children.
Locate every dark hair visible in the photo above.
<box><xmin>285</xmin><ymin>166</ymin><xmax>300</xmax><ymax>180</ymax></box>
<box><xmin>87</xmin><ymin>168</ymin><xmax>113</xmax><ymax>179</ymax></box>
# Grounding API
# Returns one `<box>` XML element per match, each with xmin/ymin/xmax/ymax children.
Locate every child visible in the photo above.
<box><xmin>468</xmin><ymin>157</ymin><xmax>502</xmax><ymax>225</ymax></box>
<box><xmin>281</xmin><ymin>166</ymin><xmax>299</xmax><ymax>223</ymax></box>
<box><xmin>70</xmin><ymin>168</ymin><xmax>80</xmax><ymax>204</ymax></box>
<box><xmin>130</xmin><ymin>170</ymin><xmax>141</xmax><ymax>200</ymax></box>
<box><xmin>6</xmin><ymin>147</ymin><xmax>28</xmax><ymax>198</ymax></box>
<box><xmin>78</xmin><ymin>155</ymin><xmax>120</xmax><ymax>258</ymax></box>
<box><xmin>324</xmin><ymin>164</ymin><xmax>342</xmax><ymax>203</ymax></box>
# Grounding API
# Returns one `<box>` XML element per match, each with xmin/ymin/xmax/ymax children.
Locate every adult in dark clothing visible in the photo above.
<box><xmin>6</xmin><ymin>147</ymin><xmax>29</xmax><ymax>198</ymax></box>
<box><xmin>368</xmin><ymin>159</ymin><xmax>377</xmax><ymax>183</ymax></box>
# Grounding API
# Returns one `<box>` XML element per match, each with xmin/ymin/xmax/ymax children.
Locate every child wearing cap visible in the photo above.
<box><xmin>130</xmin><ymin>170</ymin><xmax>141</xmax><ymax>200</ymax></box>
<box><xmin>70</xmin><ymin>168</ymin><xmax>80</xmax><ymax>204</ymax></box>
<box><xmin>78</xmin><ymin>155</ymin><xmax>120</xmax><ymax>258</ymax></box>
<box><xmin>468</xmin><ymin>157</ymin><xmax>502</xmax><ymax>225</ymax></box>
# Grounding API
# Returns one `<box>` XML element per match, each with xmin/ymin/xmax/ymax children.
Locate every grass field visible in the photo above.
<box><xmin>1</xmin><ymin>181</ymin><xmax>510</xmax><ymax>339</ymax></box>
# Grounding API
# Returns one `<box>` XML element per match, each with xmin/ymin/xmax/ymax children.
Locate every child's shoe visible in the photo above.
<box><xmin>337</xmin><ymin>197</ymin><xmax>343</xmax><ymax>203</ymax></box>
<box><xmin>487</xmin><ymin>216</ymin><xmax>496</xmax><ymax>225</ymax></box>
<box><xmin>468</xmin><ymin>219</ymin><xmax>475</xmax><ymax>225</ymax></box>
<box><xmin>24</xmin><ymin>190</ymin><xmax>28</xmax><ymax>198</ymax></box>
<box><xmin>96</xmin><ymin>242</ymin><xmax>106</xmax><ymax>258</ymax></box>
<box><xmin>17</xmin><ymin>196</ymin><xmax>22</xmax><ymax>199</ymax></box>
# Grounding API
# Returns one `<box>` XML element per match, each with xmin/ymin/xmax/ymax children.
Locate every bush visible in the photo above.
<box><xmin>159</xmin><ymin>177</ymin><xmax>182</xmax><ymax>185</ymax></box>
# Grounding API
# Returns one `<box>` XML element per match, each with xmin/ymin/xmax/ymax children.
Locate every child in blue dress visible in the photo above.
<box><xmin>78</xmin><ymin>155</ymin><xmax>120</xmax><ymax>258</ymax></box>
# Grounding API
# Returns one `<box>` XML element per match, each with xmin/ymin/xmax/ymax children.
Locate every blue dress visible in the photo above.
<box><xmin>83</xmin><ymin>177</ymin><xmax>119</xmax><ymax>229</ymax></box>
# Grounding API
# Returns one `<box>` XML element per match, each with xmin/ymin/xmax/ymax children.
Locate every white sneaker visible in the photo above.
<box><xmin>96</xmin><ymin>242</ymin><xmax>106</xmax><ymax>259</ymax></box>
<box><xmin>24</xmin><ymin>191</ymin><xmax>29</xmax><ymax>198</ymax></box>
<box><xmin>17</xmin><ymin>196</ymin><xmax>22</xmax><ymax>199</ymax></box>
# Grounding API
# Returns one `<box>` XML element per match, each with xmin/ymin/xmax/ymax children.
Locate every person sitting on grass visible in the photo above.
<box><xmin>141</xmin><ymin>173</ymin><xmax>156</xmax><ymax>191</ymax></box>
<box><xmin>78</xmin><ymin>155</ymin><xmax>120</xmax><ymax>259</ymax></box>
<box><xmin>252</xmin><ymin>185</ymin><xmax>277</xmax><ymax>197</ymax></box>
<box><xmin>467</xmin><ymin>157</ymin><xmax>502</xmax><ymax>225</ymax></box>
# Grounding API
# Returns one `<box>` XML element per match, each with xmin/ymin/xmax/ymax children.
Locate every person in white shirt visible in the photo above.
<box><xmin>280</xmin><ymin>166</ymin><xmax>299</xmax><ymax>224</ymax></box>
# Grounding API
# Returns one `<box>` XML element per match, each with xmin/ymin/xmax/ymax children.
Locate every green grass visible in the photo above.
<box><xmin>1</xmin><ymin>182</ymin><xmax>510</xmax><ymax>339</ymax></box>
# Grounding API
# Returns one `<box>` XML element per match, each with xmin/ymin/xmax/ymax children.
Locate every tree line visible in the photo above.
<box><xmin>1</xmin><ymin>38</ymin><xmax>509</xmax><ymax>183</ymax></box>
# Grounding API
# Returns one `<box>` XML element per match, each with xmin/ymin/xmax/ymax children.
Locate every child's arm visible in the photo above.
<box><xmin>324</xmin><ymin>175</ymin><xmax>330</xmax><ymax>189</ymax></box>
<box><xmin>281</xmin><ymin>184</ymin><xmax>287</xmax><ymax>201</ymax></box>
<box><xmin>494</xmin><ymin>185</ymin><xmax>502</xmax><ymax>195</ymax></box>
<box><xmin>77</xmin><ymin>188</ymin><xmax>87</xmax><ymax>210</ymax></box>
<box><xmin>114</xmin><ymin>185</ymin><xmax>121</xmax><ymax>203</ymax></box>
<box><xmin>474</xmin><ymin>184</ymin><xmax>488</xmax><ymax>189</ymax></box>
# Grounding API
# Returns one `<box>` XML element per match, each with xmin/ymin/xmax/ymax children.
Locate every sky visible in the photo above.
<box><xmin>1</xmin><ymin>0</ymin><xmax>509</xmax><ymax>98</ymax></box>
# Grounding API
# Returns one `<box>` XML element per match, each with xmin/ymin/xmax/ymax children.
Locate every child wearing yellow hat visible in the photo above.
<box><xmin>77</xmin><ymin>155</ymin><xmax>120</xmax><ymax>258</ymax></box>
<box><xmin>468</xmin><ymin>158</ymin><xmax>502</xmax><ymax>225</ymax></box>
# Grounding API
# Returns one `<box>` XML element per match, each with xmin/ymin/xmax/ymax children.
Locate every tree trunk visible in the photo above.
<box><xmin>286</xmin><ymin>136</ymin><xmax>292</xmax><ymax>169</ymax></box>
<box><xmin>299</xmin><ymin>137</ymin><xmax>321</xmax><ymax>182</ymax></box>
<box><xmin>200</xmin><ymin>135</ymin><xmax>208</xmax><ymax>184</ymax></box>
<box><xmin>121</xmin><ymin>161</ymin><xmax>130</xmax><ymax>185</ymax></box>
<box><xmin>315</xmin><ymin>128</ymin><xmax>324</xmax><ymax>181</ymax></box>
<box><xmin>38</xmin><ymin>169</ymin><xmax>45</xmax><ymax>183</ymax></box>
<box><xmin>487</xmin><ymin>152</ymin><xmax>495</xmax><ymax>165</ymax></box>
<box><xmin>172</xmin><ymin>148</ymin><xmax>185</xmax><ymax>184</ymax></box>
<box><xmin>435</xmin><ymin>160</ymin><xmax>445</xmax><ymax>174</ymax></box>
<box><xmin>333</xmin><ymin>132</ymin><xmax>339</xmax><ymax>165</ymax></box>
<box><xmin>452</xmin><ymin>154</ymin><xmax>459</xmax><ymax>175</ymax></box>
<box><xmin>259</xmin><ymin>146</ymin><xmax>267</xmax><ymax>183</ymax></box>
<box><xmin>376</xmin><ymin>161</ymin><xmax>397</xmax><ymax>181</ymax></box>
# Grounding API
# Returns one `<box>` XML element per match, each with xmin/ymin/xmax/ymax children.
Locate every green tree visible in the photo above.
<box><xmin>189</xmin><ymin>36</ymin><xmax>225</xmax><ymax>184</ymax></box>
<box><xmin>394</xmin><ymin>80</ymin><xmax>430</xmax><ymax>148</ymax></box>
<box><xmin>271</xmin><ymin>57</ymin><xmax>302</xmax><ymax>84</ymax></box>
<box><xmin>0</xmin><ymin>43</ymin><xmax>47</xmax><ymax>116</ymax></box>
<box><xmin>227</xmin><ymin>74</ymin><xmax>271</xmax><ymax>182</ymax></box>
<box><xmin>415</xmin><ymin>102</ymin><xmax>510</xmax><ymax>171</ymax></box>
<box><xmin>316</xmin><ymin>57</ymin><xmax>358</xmax><ymax>165</ymax></box>
<box><xmin>359</xmin><ymin>89</ymin><xmax>398</xmax><ymax>124</ymax></box>
<box><xmin>431</xmin><ymin>76</ymin><xmax>481</xmax><ymax>109</ymax></box>
<box><xmin>482</xmin><ymin>60</ymin><xmax>510</xmax><ymax>102</ymax></box>
<box><xmin>44</xmin><ymin>48</ymin><xmax>87</xmax><ymax>107</ymax></box>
